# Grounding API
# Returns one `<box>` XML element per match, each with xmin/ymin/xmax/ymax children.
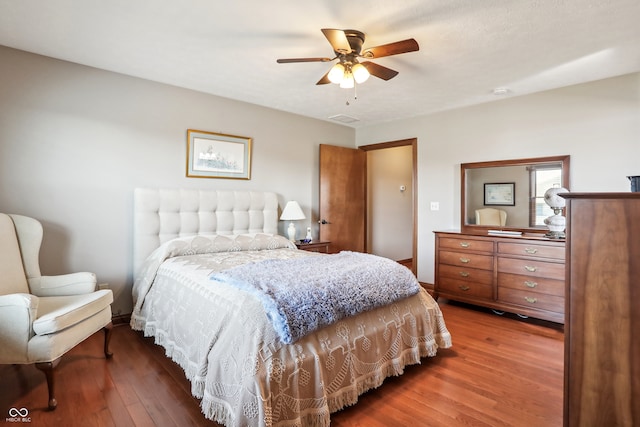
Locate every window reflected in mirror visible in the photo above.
<box><xmin>530</xmin><ymin>166</ymin><xmax>562</xmax><ymax>227</ymax></box>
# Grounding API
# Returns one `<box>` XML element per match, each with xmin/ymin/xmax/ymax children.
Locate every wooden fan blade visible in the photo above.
<box><xmin>361</xmin><ymin>61</ymin><xmax>399</xmax><ymax>81</ymax></box>
<box><xmin>277</xmin><ymin>57</ymin><xmax>332</xmax><ymax>63</ymax></box>
<box><xmin>362</xmin><ymin>38</ymin><xmax>419</xmax><ymax>59</ymax></box>
<box><xmin>321</xmin><ymin>28</ymin><xmax>352</xmax><ymax>54</ymax></box>
<box><xmin>316</xmin><ymin>71</ymin><xmax>332</xmax><ymax>85</ymax></box>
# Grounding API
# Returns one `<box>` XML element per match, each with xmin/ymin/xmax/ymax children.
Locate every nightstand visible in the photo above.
<box><xmin>295</xmin><ymin>241</ymin><xmax>330</xmax><ymax>253</ymax></box>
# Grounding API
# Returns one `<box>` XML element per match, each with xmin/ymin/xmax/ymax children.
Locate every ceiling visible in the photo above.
<box><xmin>1</xmin><ymin>0</ymin><xmax>639</xmax><ymax>128</ymax></box>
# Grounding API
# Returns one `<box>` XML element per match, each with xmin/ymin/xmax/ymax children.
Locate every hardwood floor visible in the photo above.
<box><xmin>0</xmin><ymin>301</ymin><xmax>564</xmax><ymax>426</ymax></box>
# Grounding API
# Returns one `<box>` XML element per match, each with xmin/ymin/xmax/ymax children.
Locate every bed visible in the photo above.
<box><xmin>130</xmin><ymin>188</ymin><xmax>451</xmax><ymax>427</ymax></box>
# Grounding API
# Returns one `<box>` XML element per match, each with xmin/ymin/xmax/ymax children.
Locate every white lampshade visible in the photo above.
<box><xmin>352</xmin><ymin>63</ymin><xmax>370</xmax><ymax>83</ymax></box>
<box><xmin>328</xmin><ymin>63</ymin><xmax>345</xmax><ymax>84</ymax></box>
<box><xmin>280</xmin><ymin>201</ymin><xmax>306</xmax><ymax>241</ymax></box>
<box><xmin>280</xmin><ymin>201</ymin><xmax>305</xmax><ymax>221</ymax></box>
<box><xmin>544</xmin><ymin>186</ymin><xmax>569</xmax><ymax>209</ymax></box>
<box><xmin>340</xmin><ymin>71</ymin><xmax>354</xmax><ymax>88</ymax></box>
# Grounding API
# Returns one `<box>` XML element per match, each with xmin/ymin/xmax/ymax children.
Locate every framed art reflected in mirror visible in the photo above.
<box><xmin>484</xmin><ymin>182</ymin><xmax>515</xmax><ymax>206</ymax></box>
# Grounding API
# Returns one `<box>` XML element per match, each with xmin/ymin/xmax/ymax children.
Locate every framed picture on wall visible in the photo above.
<box><xmin>484</xmin><ymin>182</ymin><xmax>515</xmax><ymax>206</ymax></box>
<box><xmin>186</xmin><ymin>129</ymin><xmax>252</xmax><ymax>179</ymax></box>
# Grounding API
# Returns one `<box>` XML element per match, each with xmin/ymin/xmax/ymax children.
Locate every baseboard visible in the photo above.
<box><xmin>419</xmin><ymin>281</ymin><xmax>435</xmax><ymax>295</ymax></box>
<box><xmin>112</xmin><ymin>313</ymin><xmax>131</xmax><ymax>326</ymax></box>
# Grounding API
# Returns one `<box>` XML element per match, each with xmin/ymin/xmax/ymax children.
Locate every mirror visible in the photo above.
<box><xmin>461</xmin><ymin>155</ymin><xmax>570</xmax><ymax>233</ymax></box>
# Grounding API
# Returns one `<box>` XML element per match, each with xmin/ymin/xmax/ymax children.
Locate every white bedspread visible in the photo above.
<box><xmin>130</xmin><ymin>234</ymin><xmax>451</xmax><ymax>427</ymax></box>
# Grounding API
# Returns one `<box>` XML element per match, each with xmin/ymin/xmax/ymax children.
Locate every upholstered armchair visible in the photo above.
<box><xmin>475</xmin><ymin>208</ymin><xmax>507</xmax><ymax>226</ymax></box>
<box><xmin>0</xmin><ymin>213</ymin><xmax>113</xmax><ymax>410</ymax></box>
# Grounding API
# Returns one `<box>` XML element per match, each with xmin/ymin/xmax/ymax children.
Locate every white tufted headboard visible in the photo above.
<box><xmin>133</xmin><ymin>188</ymin><xmax>280</xmax><ymax>275</ymax></box>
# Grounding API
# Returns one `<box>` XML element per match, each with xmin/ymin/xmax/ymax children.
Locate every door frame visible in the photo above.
<box><xmin>359</xmin><ymin>138</ymin><xmax>417</xmax><ymax>275</ymax></box>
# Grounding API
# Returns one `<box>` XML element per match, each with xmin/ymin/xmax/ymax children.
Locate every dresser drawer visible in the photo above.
<box><xmin>498</xmin><ymin>242</ymin><xmax>565</xmax><ymax>260</ymax></box>
<box><xmin>498</xmin><ymin>272</ymin><xmax>564</xmax><ymax>297</ymax></box>
<box><xmin>497</xmin><ymin>257</ymin><xmax>564</xmax><ymax>280</ymax></box>
<box><xmin>498</xmin><ymin>287</ymin><xmax>564</xmax><ymax>313</ymax></box>
<box><xmin>439</xmin><ymin>264</ymin><xmax>493</xmax><ymax>285</ymax></box>
<box><xmin>438</xmin><ymin>237</ymin><xmax>494</xmax><ymax>253</ymax></box>
<box><xmin>439</xmin><ymin>250</ymin><xmax>494</xmax><ymax>270</ymax></box>
<box><xmin>438</xmin><ymin>277</ymin><xmax>493</xmax><ymax>299</ymax></box>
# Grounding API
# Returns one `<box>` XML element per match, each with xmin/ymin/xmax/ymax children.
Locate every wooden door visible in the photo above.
<box><xmin>319</xmin><ymin>144</ymin><xmax>366</xmax><ymax>253</ymax></box>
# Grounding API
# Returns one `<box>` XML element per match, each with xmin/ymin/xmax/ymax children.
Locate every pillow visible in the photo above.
<box><xmin>156</xmin><ymin>233</ymin><xmax>295</xmax><ymax>257</ymax></box>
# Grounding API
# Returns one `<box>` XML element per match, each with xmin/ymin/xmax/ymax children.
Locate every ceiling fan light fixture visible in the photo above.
<box><xmin>352</xmin><ymin>63</ymin><xmax>370</xmax><ymax>84</ymax></box>
<box><xmin>277</xmin><ymin>29</ymin><xmax>419</xmax><ymax>88</ymax></box>
<box><xmin>328</xmin><ymin>63</ymin><xmax>345</xmax><ymax>84</ymax></box>
<box><xmin>340</xmin><ymin>71</ymin><xmax>355</xmax><ymax>88</ymax></box>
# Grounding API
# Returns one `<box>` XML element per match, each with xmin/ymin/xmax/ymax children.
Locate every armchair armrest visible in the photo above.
<box><xmin>28</xmin><ymin>272</ymin><xmax>97</xmax><ymax>297</ymax></box>
<box><xmin>0</xmin><ymin>293</ymin><xmax>38</xmax><ymax>309</ymax></box>
<box><xmin>0</xmin><ymin>293</ymin><xmax>38</xmax><ymax>363</ymax></box>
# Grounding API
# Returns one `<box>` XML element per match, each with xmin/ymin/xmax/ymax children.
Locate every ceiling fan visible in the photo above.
<box><xmin>276</xmin><ymin>29</ymin><xmax>419</xmax><ymax>88</ymax></box>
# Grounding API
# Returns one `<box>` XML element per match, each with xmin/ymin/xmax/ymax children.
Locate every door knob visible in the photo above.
<box><xmin>319</xmin><ymin>219</ymin><xmax>331</xmax><ymax>224</ymax></box>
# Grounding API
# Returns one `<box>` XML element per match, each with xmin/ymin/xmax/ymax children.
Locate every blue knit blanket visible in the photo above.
<box><xmin>209</xmin><ymin>251</ymin><xmax>420</xmax><ymax>344</ymax></box>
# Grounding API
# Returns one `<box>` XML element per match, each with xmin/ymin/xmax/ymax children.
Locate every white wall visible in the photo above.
<box><xmin>0</xmin><ymin>46</ymin><xmax>354</xmax><ymax>315</ymax></box>
<box><xmin>356</xmin><ymin>72</ymin><xmax>640</xmax><ymax>284</ymax></box>
<box><xmin>366</xmin><ymin>146</ymin><xmax>413</xmax><ymax>260</ymax></box>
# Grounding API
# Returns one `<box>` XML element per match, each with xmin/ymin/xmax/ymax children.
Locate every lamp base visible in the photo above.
<box><xmin>544</xmin><ymin>212</ymin><xmax>566</xmax><ymax>240</ymax></box>
<box><xmin>287</xmin><ymin>222</ymin><xmax>296</xmax><ymax>241</ymax></box>
<box><xmin>544</xmin><ymin>230</ymin><xmax>566</xmax><ymax>239</ymax></box>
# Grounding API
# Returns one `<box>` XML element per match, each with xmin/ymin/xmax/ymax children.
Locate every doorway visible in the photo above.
<box><xmin>360</xmin><ymin>138</ymin><xmax>417</xmax><ymax>274</ymax></box>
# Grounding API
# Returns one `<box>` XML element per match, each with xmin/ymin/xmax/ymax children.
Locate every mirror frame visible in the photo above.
<box><xmin>461</xmin><ymin>155</ymin><xmax>570</xmax><ymax>234</ymax></box>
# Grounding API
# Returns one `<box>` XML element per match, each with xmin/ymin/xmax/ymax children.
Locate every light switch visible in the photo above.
<box><xmin>430</xmin><ymin>202</ymin><xmax>440</xmax><ymax>211</ymax></box>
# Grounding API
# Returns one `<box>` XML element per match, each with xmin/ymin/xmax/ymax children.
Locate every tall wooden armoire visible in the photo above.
<box><xmin>563</xmin><ymin>193</ymin><xmax>640</xmax><ymax>427</ymax></box>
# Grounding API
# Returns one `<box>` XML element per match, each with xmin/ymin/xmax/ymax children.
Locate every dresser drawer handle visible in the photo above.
<box><xmin>459</xmin><ymin>271</ymin><xmax>470</xmax><ymax>277</ymax></box>
<box><xmin>459</xmin><ymin>257</ymin><xmax>471</xmax><ymax>263</ymax></box>
<box><xmin>459</xmin><ymin>242</ymin><xmax>471</xmax><ymax>248</ymax></box>
<box><xmin>524</xmin><ymin>280</ymin><xmax>538</xmax><ymax>288</ymax></box>
<box><xmin>524</xmin><ymin>247</ymin><xmax>538</xmax><ymax>254</ymax></box>
<box><xmin>459</xmin><ymin>285</ymin><xmax>470</xmax><ymax>291</ymax></box>
<box><xmin>524</xmin><ymin>265</ymin><xmax>537</xmax><ymax>272</ymax></box>
<box><xmin>524</xmin><ymin>296</ymin><xmax>537</xmax><ymax>304</ymax></box>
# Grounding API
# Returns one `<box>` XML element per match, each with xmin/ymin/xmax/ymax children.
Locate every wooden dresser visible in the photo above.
<box><xmin>563</xmin><ymin>193</ymin><xmax>640</xmax><ymax>427</ymax></box>
<box><xmin>434</xmin><ymin>231</ymin><xmax>565</xmax><ymax>323</ymax></box>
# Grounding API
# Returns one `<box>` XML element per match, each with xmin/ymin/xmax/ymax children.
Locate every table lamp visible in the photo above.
<box><xmin>280</xmin><ymin>201</ymin><xmax>306</xmax><ymax>241</ymax></box>
<box><xmin>543</xmin><ymin>185</ymin><xmax>569</xmax><ymax>239</ymax></box>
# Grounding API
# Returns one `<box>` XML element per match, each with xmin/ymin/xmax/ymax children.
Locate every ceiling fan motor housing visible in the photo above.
<box><xmin>341</xmin><ymin>30</ymin><xmax>366</xmax><ymax>55</ymax></box>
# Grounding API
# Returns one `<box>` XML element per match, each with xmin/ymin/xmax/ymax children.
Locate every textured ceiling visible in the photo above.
<box><xmin>1</xmin><ymin>0</ymin><xmax>639</xmax><ymax>128</ymax></box>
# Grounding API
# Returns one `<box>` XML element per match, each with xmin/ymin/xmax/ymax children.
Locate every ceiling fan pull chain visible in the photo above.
<box><xmin>345</xmin><ymin>83</ymin><xmax>357</xmax><ymax>105</ymax></box>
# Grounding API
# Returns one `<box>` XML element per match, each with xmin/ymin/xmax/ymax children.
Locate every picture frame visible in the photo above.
<box><xmin>484</xmin><ymin>182</ymin><xmax>515</xmax><ymax>206</ymax></box>
<box><xmin>186</xmin><ymin>129</ymin><xmax>252</xmax><ymax>179</ymax></box>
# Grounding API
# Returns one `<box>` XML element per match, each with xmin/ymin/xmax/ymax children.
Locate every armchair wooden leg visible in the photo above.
<box><xmin>34</xmin><ymin>326</ymin><xmax>113</xmax><ymax>410</ymax></box>
<box><xmin>35</xmin><ymin>357</ymin><xmax>61</xmax><ymax>410</ymax></box>
<box><xmin>104</xmin><ymin>322</ymin><xmax>113</xmax><ymax>358</ymax></box>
